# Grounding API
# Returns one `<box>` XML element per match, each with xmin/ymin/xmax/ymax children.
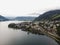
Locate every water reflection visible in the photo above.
<box><xmin>10</xmin><ymin>33</ymin><xmax>59</xmax><ymax>45</ymax></box>
<box><xmin>0</xmin><ymin>21</ymin><xmax>59</xmax><ymax>45</ymax></box>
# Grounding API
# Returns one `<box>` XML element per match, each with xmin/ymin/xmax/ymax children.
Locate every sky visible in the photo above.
<box><xmin>0</xmin><ymin>0</ymin><xmax>60</xmax><ymax>17</ymax></box>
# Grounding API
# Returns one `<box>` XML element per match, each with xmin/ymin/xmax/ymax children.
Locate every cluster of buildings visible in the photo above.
<box><xmin>37</xmin><ymin>21</ymin><xmax>60</xmax><ymax>34</ymax></box>
<box><xmin>12</xmin><ymin>21</ymin><xmax>60</xmax><ymax>35</ymax></box>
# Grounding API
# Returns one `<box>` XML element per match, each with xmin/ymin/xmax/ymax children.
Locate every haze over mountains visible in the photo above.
<box><xmin>0</xmin><ymin>9</ymin><xmax>60</xmax><ymax>21</ymax></box>
<box><xmin>0</xmin><ymin>15</ymin><xmax>36</xmax><ymax>21</ymax></box>
<box><xmin>14</xmin><ymin>17</ymin><xmax>36</xmax><ymax>21</ymax></box>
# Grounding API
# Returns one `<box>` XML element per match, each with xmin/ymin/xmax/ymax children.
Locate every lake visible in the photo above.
<box><xmin>0</xmin><ymin>21</ymin><xmax>59</xmax><ymax>45</ymax></box>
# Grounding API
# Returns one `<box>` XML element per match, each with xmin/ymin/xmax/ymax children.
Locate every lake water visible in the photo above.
<box><xmin>0</xmin><ymin>21</ymin><xmax>59</xmax><ymax>45</ymax></box>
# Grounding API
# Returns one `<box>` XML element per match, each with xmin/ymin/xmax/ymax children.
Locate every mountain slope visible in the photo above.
<box><xmin>34</xmin><ymin>10</ymin><xmax>60</xmax><ymax>21</ymax></box>
<box><xmin>14</xmin><ymin>17</ymin><xmax>36</xmax><ymax>21</ymax></box>
<box><xmin>0</xmin><ymin>15</ymin><xmax>9</xmax><ymax>21</ymax></box>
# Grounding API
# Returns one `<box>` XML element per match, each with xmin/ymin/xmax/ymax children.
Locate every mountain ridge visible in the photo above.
<box><xmin>34</xmin><ymin>10</ymin><xmax>60</xmax><ymax>21</ymax></box>
<box><xmin>0</xmin><ymin>15</ymin><xmax>9</xmax><ymax>21</ymax></box>
<box><xmin>14</xmin><ymin>17</ymin><xmax>36</xmax><ymax>21</ymax></box>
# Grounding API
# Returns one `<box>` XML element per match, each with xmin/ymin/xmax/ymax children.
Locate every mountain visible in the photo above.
<box><xmin>0</xmin><ymin>15</ymin><xmax>9</xmax><ymax>21</ymax></box>
<box><xmin>14</xmin><ymin>17</ymin><xmax>36</xmax><ymax>21</ymax></box>
<box><xmin>34</xmin><ymin>10</ymin><xmax>60</xmax><ymax>21</ymax></box>
<box><xmin>6</xmin><ymin>17</ymin><xmax>15</xmax><ymax>19</ymax></box>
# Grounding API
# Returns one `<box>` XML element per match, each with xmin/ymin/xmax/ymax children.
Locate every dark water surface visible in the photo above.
<box><xmin>0</xmin><ymin>21</ymin><xmax>59</xmax><ymax>45</ymax></box>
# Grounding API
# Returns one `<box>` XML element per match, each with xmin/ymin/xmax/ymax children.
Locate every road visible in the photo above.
<box><xmin>39</xmin><ymin>26</ymin><xmax>60</xmax><ymax>44</ymax></box>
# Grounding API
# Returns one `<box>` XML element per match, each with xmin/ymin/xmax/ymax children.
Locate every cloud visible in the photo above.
<box><xmin>0</xmin><ymin>0</ymin><xmax>60</xmax><ymax>16</ymax></box>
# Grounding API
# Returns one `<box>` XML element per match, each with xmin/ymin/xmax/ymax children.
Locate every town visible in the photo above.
<box><xmin>8</xmin><ymin>20</ymin><xmax>60</xmax><ymax>43</ymax></box>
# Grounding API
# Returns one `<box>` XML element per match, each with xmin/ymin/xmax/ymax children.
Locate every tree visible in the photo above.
<box><xmin>56</xmin><ymin>26</ymin><xmax>60</xmax><ymax>36</ymax></box>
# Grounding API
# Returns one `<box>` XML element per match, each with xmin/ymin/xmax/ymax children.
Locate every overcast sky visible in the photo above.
<box><xmin>0</xmin><ymin>0</ymin><xmax>60</xmax><ymax>17</ymax></box>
